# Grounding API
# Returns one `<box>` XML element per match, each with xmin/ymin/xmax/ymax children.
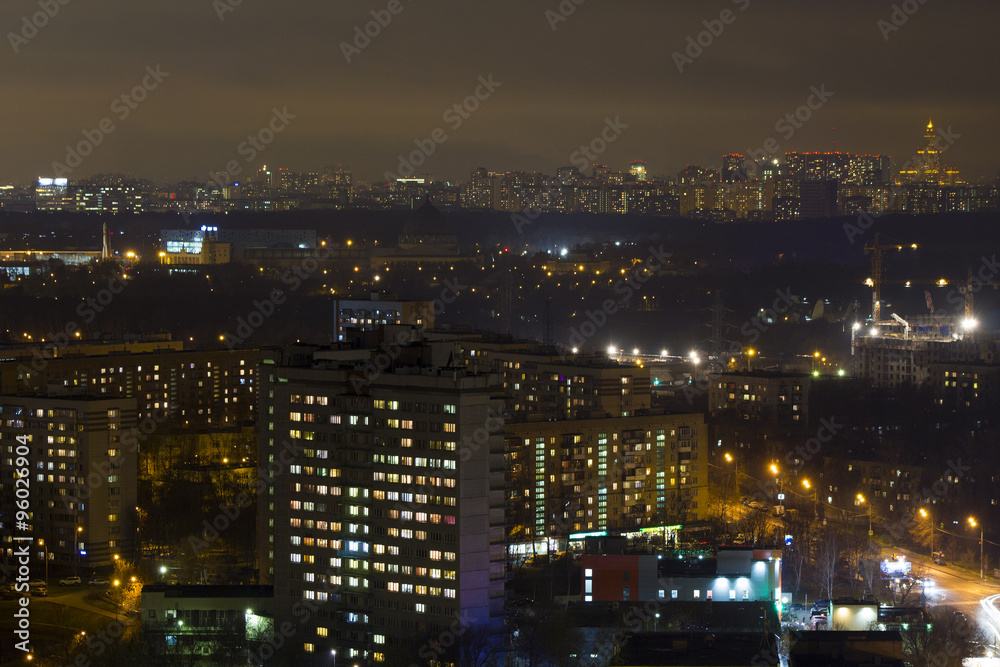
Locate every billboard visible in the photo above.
<box><xmin>880</xmin><ymin>558</ymin><xmax>911</xmax><ymax>579</ymax></box>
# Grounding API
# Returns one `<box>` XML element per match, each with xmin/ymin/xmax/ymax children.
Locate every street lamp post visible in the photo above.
<box><xmin>970</xmin><ymin>518</ymin><xmax>984</xmax><ymax>580</ymax></box>
<box><xmin>331</xmin><ymin>649</ymin><xmax>336</xmax><ymax>667</ymax></box>
<box><xmin>75</xmin><ymin>527</ymin><xmax>83</xmax><ymax>578</ymax></box>
<box><xmin>112</xmin><ymin>580</ymin><xmax>120</xmax><ymax>622</ymax></box>
<box><xmin>803</xmin><ymin>479</ymin><xmax>818</xmax><ymax>520</ymax></box>
<box><xmin>919</xmin><ymin>509</ymin><xmax>933</xmax><ymax>559</ymax></box>
<box><xmin>38</xmin><ymin>539</ymin><xmax>48</xmax><ymax>585</ymax></box>
<box><xmin>857</xmin><ymin>494</ymin><xmax>872</xmax><ymax>536</ymax></box>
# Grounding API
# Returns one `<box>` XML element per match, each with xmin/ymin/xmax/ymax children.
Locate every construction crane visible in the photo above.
<box><xmin>864</xmin><ymin>232</ymin><xmax>917</xmax><ymax>323</ymax></box>
<box><xmin>960</xmin><ymin>266</ymin><xmax>1000</xmax><ymax>320</ymax></box>
<box><xmin>866</xmin><ymin>256</ymin><xmax>1000</xmax><ymax>323</ymax></box>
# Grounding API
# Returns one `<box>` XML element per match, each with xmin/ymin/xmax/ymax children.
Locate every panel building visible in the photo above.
<box><xmin>506</xmin><ymin>412</ymin><xmax>710</xmax><ymax>543</ymax></box>
<box><xmin>0</xmin><ymin>340</ymin><xmax>257</xmax><ymax>427</ymax></box>
<box><xmin>707</xmin><ymin>371</ymin><xmax>811</xmax><ymax>424</ymax></box>
<box><xmin>0</xmin><ymin>394</ymin><xmax>136</xmax><ymax>569</ymax></box>
<box><xmin>258</xmin><ymin>335</ymin><xmax>505</xmax><ymax>664</ymax></box>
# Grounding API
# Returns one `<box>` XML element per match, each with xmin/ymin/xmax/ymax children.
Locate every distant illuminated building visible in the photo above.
<box><xmin>722</xmin><ymin>154</ymin><xmax>747</xmax><ymax>182</ymax></box>
<box><xmin>35</xmin><ymin>177</ymin><xmax>72</xmax><ymax>211</ymax></box>
<box><xmin>900</xmin><ymin>119</ymin><xmax>946</xmax><ymax>183</ymax></box>
<box><xmin>677</xmin><ymin>165</ymin><xmax>719</xmax><ymax>186</ymax></box>
<box><xmin>629</xmin><ymin>161</ymin><xmax>648</xmax><ymax>182</ymax></box>
<box><xmin>847</xmin><ymin>154</ymin><xmax>891</xmax><ymax>187</ymax></box>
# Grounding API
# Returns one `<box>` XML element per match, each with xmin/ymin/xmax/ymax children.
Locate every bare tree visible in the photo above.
<box><xmin>738</xmin><ymin>507</ymin><xmax>770</xmax><ymax>547</ymax></box>
<box><xmin>813</xmin><ymin>531</ymin><xmax>840</xmax><ymax>599</ymax></box>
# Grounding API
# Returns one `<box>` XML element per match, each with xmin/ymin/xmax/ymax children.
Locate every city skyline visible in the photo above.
<box><xmin>3</xmin><ymin>1</ymin><xmax>1000</xmax><ymax>184</ymax></box>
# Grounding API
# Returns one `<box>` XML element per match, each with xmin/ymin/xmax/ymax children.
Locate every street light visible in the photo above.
<box><xmin>857</xmin><ymin>494</ymin><xmax>872</xmax><ymax>536</ymax></box>
<box><xmin>970</xmin><ymin>517</ymin><xmax>984</xmax><ymax>580</ymax></box>
<box><xmin>112</xmin><ymin>580</ymin><xmax>121</xmax><ymax>622</ymax></box>
<box><xmin>76</xmin><ymin>527</ymin><xmax>84</xmax><ymax>578</ymax></box>
<box><xmin>919</xmin><ymin>508</ymin><xmax>934</xmax><ymax>559</ymax></box>
<box><xmin>331</xmin><ymin>649</ymin><xmax>336</xmax><ymax>667</ymax></box>
<box><xmin>37</xmin><ymin>539</ymin><xmax>48</xmax><ymax>585</ymax></box>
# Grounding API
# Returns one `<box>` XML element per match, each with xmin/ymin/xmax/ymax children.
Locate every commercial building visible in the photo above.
<box><xmin>0</xmin><ymin>394</ymin><xmax>136</xmax><ymax>569</ymax></box>
<box><xmin>580</xmin><ymin>547</ymin><xmax>782</xmax><ymax>604</ymax></box>
<box><xmin>258</xmin><ymin>334</ymin><xmax>505</xmax><ymax>664</ymax></box>
<box><xmin>333</xmin><ymin>295</ymin><xmax>434</xmax><ymax>342</ymax></box>
<box><xmin>141</xmin><ymin>584</ymin><xmax>276</xmax><ymax>661</ymax></box>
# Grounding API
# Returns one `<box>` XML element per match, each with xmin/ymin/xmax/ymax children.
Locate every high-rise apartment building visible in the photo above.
<box><xmin>0</xmin><ymin>394</ymin><xmax>137</xmax><ymax>569</ymax></box>
<box><xmin>0</xmin><ymin>341</ymin><xmax>257</xmax><ymax>428</ymax></box>
<box><xmin>258</xmin><ymin>338</ymin><xmax>505</xmax><ymax>664</ymax></box>
<box><xmin>506</xmin><ymin>412</ymin><xmax>710</xmax><ymax>543</ymax></box>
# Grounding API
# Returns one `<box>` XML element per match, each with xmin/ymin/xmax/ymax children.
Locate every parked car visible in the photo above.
<box><xmin>59</xmin><ymin>576</ymin><xmax>81</xmax><ymax>586</ymax></box>
<box><xmin>89</xmin><ymin>578</ymin><xmax>109</xmax><ymax>586</ymax></box>
<box><xmin>30</xmin><ymin>583</ymin><xmax>48</xmax><ymax>597</ymax></box>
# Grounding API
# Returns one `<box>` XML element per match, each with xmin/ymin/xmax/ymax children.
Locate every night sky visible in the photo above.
<box><xmin>3</xmin><ymin>0</ymin><xmax>999</xmax><ymax>185</ymax></box>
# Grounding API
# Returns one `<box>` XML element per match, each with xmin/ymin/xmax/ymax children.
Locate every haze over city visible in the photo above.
<box><xmin>2</xmin><ymin>1</ymin><xmax>1000</xmax><ymax>183</ymax></box>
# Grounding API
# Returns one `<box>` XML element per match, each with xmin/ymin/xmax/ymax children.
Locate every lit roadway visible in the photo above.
<box><xmin>892</xmin><ymin>547</ymin><xmax>1000</xmax><ymax>640</ymax></box>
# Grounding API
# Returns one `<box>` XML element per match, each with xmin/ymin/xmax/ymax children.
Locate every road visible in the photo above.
<box><xmin>49</xmin><ymin>588</ymin><xmax>120</xmax><ymax>620</ymax></box>
<box><xmin>890</xmin><ymin>545</ymin><xmax>1000</xmax><ymax>645</ymax></box>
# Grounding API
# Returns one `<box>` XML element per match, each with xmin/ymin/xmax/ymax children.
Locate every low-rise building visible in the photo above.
<box><xmin>141</xmin><ymin>584</ymin><xmax>276</xmax><ymax>662</ymax></box>
<box><xmin>581</xmin><ymin>547</ymin><xmax>782</xmax><ymax>604</ymax></box>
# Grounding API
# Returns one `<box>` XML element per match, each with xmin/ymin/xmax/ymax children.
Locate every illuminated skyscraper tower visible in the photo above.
<box><xmin>900</xmin><ymin>119</ymin><xmax>942</xmax><ymax>182</ymax></box>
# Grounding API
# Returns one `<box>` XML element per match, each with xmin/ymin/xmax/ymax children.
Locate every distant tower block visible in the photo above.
<box><xmin>629</xmin><ymin>161</ymin><xmax>648</xmax><ymax>182</ymax></box>
<box><xmin>102</xmin><ymin>223</ymin><xmax>111</xmax><ymax>260</ymax></box>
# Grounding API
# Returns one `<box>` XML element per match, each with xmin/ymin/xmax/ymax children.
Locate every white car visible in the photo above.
<box><xmin>59</xmin><ymin>576</ymin><xmax>82</xmax><ymax>586</ymax></box>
